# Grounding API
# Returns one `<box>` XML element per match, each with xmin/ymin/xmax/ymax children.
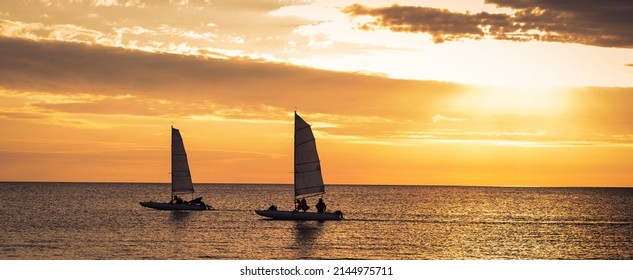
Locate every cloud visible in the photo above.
<box><xmin>343</xmin><ymin>1</ymin><xmax>633</xmax><ymax>48</ymax></box>
<box><xmin>0</xmin><ymin>36</ymin><xmax>466</xmax><ymax>139</ymax></box>
<box><xmin>2</xmin><ymin>37</ymin><xmax>633</xmax><ymax>147</ymax></box>
<box><xmin>92</xmin><ymin>0</ymin><xmax>145</xmax><ymax>8</ymax></box>
<box><xmin>0</xmin><ymin>37</ymin><xmax>463</xmax><ymax>120</ymax></box>
<box><xmin>432</xmin><ymin>114</ymin><xmax>465</xmax><ymax>123</ymax></box>
<box><xmin>0</xmin><ymin>110</ymin><xmax>47</xmax><ymax>120</ymax></box>
<box><xmin>0</xmin><ymin>0</ymin><xmax>310</xmax><ymax>50</ymax></box>
<box><xmin>343</xmin><ymin>4</ymin><xmax>511</xmax><ymax>44</ymax></box>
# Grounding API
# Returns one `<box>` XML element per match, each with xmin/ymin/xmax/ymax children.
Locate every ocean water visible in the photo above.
<box><xmin>0</xmin><ymin>182</ymin><xmax>631</xmax><ymax>260</ymax></box>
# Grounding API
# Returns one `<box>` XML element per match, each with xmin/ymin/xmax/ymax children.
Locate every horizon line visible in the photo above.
<box><xmin>0</xmin><ymin>180</ymin><xmax>631</xmax><ymax>188</ymax></box>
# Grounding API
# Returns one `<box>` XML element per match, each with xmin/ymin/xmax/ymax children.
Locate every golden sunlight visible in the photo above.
<box><xmin>456</xmin><ymin>87</ymin><xmax>569</xmax><ymax>115</ymax></box>
<box><xmin>1</xmin><ymin>1</ymin><xmax>632</xmax><ymax>187</ymax></box>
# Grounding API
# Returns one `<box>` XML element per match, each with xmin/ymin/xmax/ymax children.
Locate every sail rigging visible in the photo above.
<box><xmin>140</xmin><ymin>126</ymin><xmax>211</xmax><ymax>210</ymax></box>
<box><xmin>294</xmin><ymin>112</ymin><xmax>325</xmax><ymax>198</ymax></box>
<box><xmin>254</xmin><ymin>112</ymin><xmax>342</xmax><ymax>220</ymax></box>
<box><xmin>171</xmin><ymin>126</ymin><xmax>195</xmax><ymax>195</ymax></box>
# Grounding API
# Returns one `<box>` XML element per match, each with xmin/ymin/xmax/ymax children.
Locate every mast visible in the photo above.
<box><xmin>171</xmin><ymin>126</ymin><xmax>195</xmax><ymax>196</ymax></box>
<box><xmin>293</xmin><ymin>111</ymin><xmax>325</xmax><ymax>201</ymax></box>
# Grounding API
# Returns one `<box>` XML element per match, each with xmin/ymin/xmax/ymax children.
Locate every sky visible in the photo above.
<box><xmin>1</xmin><ymin>0</ymin><xmax>633</xmax><ymax>186</ymax></box>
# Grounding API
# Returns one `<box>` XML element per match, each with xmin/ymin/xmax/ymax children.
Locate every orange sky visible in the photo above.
<box><xmin>1</xmin><ymin>1</ymin><xmax>633</xmax><ymax>186</ymax></box>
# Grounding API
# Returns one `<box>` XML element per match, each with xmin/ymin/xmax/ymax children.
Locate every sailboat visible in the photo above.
<box><xmin>140</xmin><ymin>126</ymin><xmax>212</xmax><ymax>211</ymax></box>
<box><xmin>255</xmin><ymin>112</ymin><xmax>343</xmax><ymax>221</ymax></box>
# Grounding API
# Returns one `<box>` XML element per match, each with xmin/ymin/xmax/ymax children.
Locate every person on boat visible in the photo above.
<box><xmin>173</xmin><ymin>195</ymin><xmax>184</xmax><ymax>204</ymax></box>
<box><xmin>316</xmin><ymin>198</ymin><xmax>326</xmax><ymax>213</ymax></box>
<box><xmin>190</xmin><ymin>197</ymin><xmax>203</xmax><ymax>205</ymax></box>
<box><xmin>297</xmin><ymin>198</ymin><xmax>309</xmax><ymax>212</ymax></box>
<box><xmin>268</xmin><ymin>204</ymin><xmax>277</xmax><ymax>211</ymax></box>
<box><xmin>169</xmin><ymin>195</ymin><xmax>183</xmax><ymax>204</ymax></box>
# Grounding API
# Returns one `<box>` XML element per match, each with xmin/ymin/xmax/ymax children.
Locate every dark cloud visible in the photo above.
<box><xmin>343</xmin><ymin>4</ymin><xmax>512</xmax><ymax>43</ymax></box>
<box><xmin>344</xmin><ymin>1</ymin><xmax>633</xmax><ymax>48</ymax></box>
<box><xmin>3</xmin><ymin>37</ymin><xmax>633</xmax><ymax>145</ymax></box>
<box><xmin>0</xmin><ymin>36</ymin><xmax>464</xmax><ymax>120</ymax></box>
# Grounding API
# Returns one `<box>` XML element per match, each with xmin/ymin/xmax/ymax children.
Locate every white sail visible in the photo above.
<box><xmin>171</xmin><ymin>127</ymin><xmax>195</xmax><ymax>194</ymax></box>
<box><xmin>294</xmin><ymin>113</ymin><xmax>325</xmax><ymax>197</ymax></box>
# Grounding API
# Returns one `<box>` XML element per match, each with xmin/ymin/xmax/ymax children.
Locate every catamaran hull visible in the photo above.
<box><xmin>255</xmin><ymin>210</ymin><xmax>342</xmax><ymax>221</ymax></box>
<box><xmin>140</xmin><ymin>201</ymin><xmax>210</xmax><ymax>211</ymax></box>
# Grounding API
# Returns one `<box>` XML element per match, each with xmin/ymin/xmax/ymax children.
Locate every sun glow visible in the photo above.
<box><xmin>1</xmin><ymin>1</ymin><xmax>633</xmax><ymax>186</ymax></box>
<box><xmin>457</xmin><ymin>87</ymin><xmax>568</xmax><ymax>115</ymax></box>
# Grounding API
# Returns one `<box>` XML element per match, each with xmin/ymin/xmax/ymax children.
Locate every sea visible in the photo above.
<box><xmin>1</xmin><ymin>182</ymin><xmax>632</xmax><ymax>260</ymax></box>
